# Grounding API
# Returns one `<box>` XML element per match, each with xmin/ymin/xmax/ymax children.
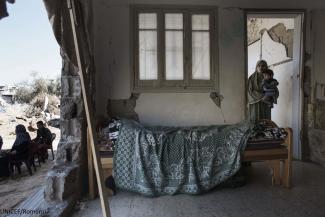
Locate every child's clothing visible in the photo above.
<box><xmin>262</xmin><ymin>78</ymin><xmax>279</xmax><ymax>108</ymax></box>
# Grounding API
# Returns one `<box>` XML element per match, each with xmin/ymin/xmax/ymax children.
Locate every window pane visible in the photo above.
<box><xmin>192</xmin><ymin>32</ymin><xmax>210</xmax><ymax>80</ymax></box>
<box><xmin>139</xmin><ymin>13</ymin><xmax>157</xmax><ymax>29</ymax></box>
<box><xmin>165</xmin><ymin>13</ymin><xmax>183</xmax><ymax>29</ymax></box>
<box><xmin>192</xmin><ymin>15</ymin><xmax>209</xmax><ymax>30</ymax></box>
<box><xmin>139</xmin><ymin>31</ymin><xmax>158</xmax><ymax>80</ymax></box>
<box><xmin>165</xmin><ymin>31</ymin><xmax>183</xmax><ymax>80</ymax></box>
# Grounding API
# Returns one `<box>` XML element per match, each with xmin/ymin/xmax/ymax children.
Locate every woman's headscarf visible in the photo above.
<box><xmin>13</xmin><ymin>124</ymin><xmax>31</xmax><ymax>148</ymax></box>
<box><xmin>247</xmin><ymin>60</ymin><xmax>269</xmax><ymax>104</ymax></box>
<box><xmin>255</xmin><ymin>60</ymin><xmax>268</xmax><ymax>72</ymax></box>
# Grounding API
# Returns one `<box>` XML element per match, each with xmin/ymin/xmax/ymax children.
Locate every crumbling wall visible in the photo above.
<box><xmin>305</xmin><ymin>10</ymin><xmax>325</xmax><ymax>166</ymax></box>
<box><xmin>308</xmin><ymin>101</ymin><xmax>325</xmax><ymax>166</ymax></box>
<box><xmin>106</xmin><ymin>93</ymin><xmax>139</xmax><ymax>120</ymax></box>
<box><xmin>42</xmin><ymin>53</ymin><xmax>88</xmax><ymax>217</ymax></box>
<box><xmin>247</xmin><ymin>19</ymin><xmax>293</xmax><ymax>58</ymax></box>
<box><xmin>268</xmin><ymin>23</ymin><xmax>294</xmax><ymax>58</ymax></box>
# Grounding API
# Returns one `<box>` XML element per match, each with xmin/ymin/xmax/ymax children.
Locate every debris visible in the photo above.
<box><xmin>48</xmin><ymin>118</ymin><xmax>60</xmax><ymax>129</ymax></box>
<box><xmin>16</xmin><ymin>116</ymin><xmax>27</xmax><ymax>122</ymax></box>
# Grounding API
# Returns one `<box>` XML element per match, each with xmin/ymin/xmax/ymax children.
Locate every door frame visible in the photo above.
<box><xmin>244</xmin><ymin>9</ymin><xmax>306</xmax><ymax>160</ymax></box>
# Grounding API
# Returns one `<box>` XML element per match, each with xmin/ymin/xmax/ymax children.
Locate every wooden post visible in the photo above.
<box><xmin>87</xmin><ymin>128</ymin><xmax>96</xmax><ymax>199</ymax></box>
<box><xmin>67</xmin><ymin>0</ymin><xmax>111</xmax><ymax>216</ymax></box>
<box><xmin>266</xmin><ymin>160</ymin><xmax>281</xmax><ymax>186</ymax></box>
<box><xmin>283</xmin><ymin>128</ymin><xmax>293</xmax><ymax>188</ymax></box>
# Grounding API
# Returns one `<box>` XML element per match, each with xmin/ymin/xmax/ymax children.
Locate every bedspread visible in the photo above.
<box><xmin>113</xmin><ymin>119</ymin><xmax>253</xmax><ymax>196</ymax></box>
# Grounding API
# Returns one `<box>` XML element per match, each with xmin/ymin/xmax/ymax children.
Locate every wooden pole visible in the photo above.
<box><xmin>87</xmin><ymin>127</ymin><xmax>96</xmax><ymax>199</ymax></box>
<box><xmin>67</xmin><ymin>0</ymin><xmax>111</xmax><ymax>216</ymax></box>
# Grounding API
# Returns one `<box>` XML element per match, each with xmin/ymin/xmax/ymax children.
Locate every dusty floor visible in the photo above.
<box><xmin>0</xmin><ymin>156</ymin><xmax>54</xmax><ymax>210</ymax></box>
<box><xmin>73</xmin><ymin>161</ymin><xmax>325</xmax><ymax>217</ymax></box>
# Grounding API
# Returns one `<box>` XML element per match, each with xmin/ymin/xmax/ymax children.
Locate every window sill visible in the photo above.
<box><xmin>132</xmin><ymin>86</ymin><xmax>218</xmax><ymax>93</ymax></box>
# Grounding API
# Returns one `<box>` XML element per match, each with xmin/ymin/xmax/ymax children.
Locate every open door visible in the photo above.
<box><xmin>246</xmin><ymin>11</ymin><xmax>305</xmax><ymax>160</ymax></box>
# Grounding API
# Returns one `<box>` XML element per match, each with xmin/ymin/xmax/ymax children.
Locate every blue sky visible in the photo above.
<box><xmin>0</xmin><ymin>0</ymin><xmax>61</xmax><ymax>86</ymax></box>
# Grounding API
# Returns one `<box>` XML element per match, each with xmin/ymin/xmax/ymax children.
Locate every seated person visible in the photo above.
<box><xmin>33</xmin><ymin>121</ymin><xmax>52</xmax><ymax>159</ymax></box>
<box><xmin>0</xmin><ymin>135</ymin><xmax>9</xmax><ymax>178</ymax></box>
<box><xmin>262</xmin><ymin>69</ymin><xmax>279</xmax><ymax>108</ymax></box>
<box><xmin>0</xmin><ymin>125</ymin><xmax>31</xmax><ymax>178</ymax></box>
<box><xmin>10</xmin><ymin>124</ymin><xmax>31</xmax><ymax>160</ymax></box>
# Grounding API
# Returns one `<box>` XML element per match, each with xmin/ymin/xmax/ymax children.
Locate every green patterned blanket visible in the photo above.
<box><xmin>113</xmin><ymin>119</ymin><xmax>253</xmax><ymax>196</ymax></box>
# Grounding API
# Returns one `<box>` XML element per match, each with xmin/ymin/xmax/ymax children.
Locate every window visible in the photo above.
<box><xmin>132</xmin><ymin>6</ymin><xmax>218</xmax><ymax>92</ymax></box>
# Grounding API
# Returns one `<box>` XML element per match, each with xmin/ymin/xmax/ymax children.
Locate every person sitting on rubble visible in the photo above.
<box><xmin>33</xmin><ymin>121</ymin><xmax>52</xmax><ymax>160</ymax></box>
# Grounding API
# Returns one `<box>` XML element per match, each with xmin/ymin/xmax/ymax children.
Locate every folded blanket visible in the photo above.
<box><xmin>113</xmin><ymin>119</ymin><xmax>254</xmax><ymax>196</ymax></box>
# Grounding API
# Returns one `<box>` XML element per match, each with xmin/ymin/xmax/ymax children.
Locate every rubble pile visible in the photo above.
<box><xmin>0</xmin><ymin>95</ymin><xmax>60</xmax><ymax>150</ymax></box>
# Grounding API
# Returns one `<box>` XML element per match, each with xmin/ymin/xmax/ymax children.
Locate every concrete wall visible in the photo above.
<box><xmin>93</xmin><ymin>0</ymin><xmax>325</xmax><ymax>127</ymax></box>
<box><xmin>272</xmin><ymin>61</ymin><xmax>293</xmax><ymax>128</ymax></box>
<box><xmin>248</xmin><ymin>30</ymin><xmax>292</xmax><ymax>77</ymax></box>
<box><xmin>312</xmin><ymin>10</ymin><xmax>325</xmax><ymax>93</ymax></box>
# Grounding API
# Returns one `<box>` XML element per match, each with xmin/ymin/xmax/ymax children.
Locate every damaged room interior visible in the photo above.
<box><xmin>0</xmin><ymin>0</ymin><xmax>325</xmax><ymax>217</ymax></box>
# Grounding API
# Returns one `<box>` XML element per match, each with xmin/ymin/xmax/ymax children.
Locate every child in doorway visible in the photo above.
<box><xmin>262</xmin><ymin>69</ymin><xmax>279</xmax><ymax>108</ymax></box>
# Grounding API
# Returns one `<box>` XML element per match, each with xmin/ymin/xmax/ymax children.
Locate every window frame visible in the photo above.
<box><xmin>131</xmin><ymin>5</ymin><xmax>219</xmax><ymax>93</ymax></box>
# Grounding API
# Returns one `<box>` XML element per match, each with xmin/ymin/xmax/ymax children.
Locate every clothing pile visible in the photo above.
<box><xmin>246</xmin><ymin>122</ymin><xmax>288</xmax><ymax>150</ymax></box>
<box><xmin>98</xmin><ymin>118</ymin><xmax>121</xmax><ymax>156</ymax></box>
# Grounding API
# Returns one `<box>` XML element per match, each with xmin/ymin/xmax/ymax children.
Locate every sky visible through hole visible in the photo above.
<box><xmin>0</xmin><ymin>0</ymin><xmax>61</xmax><ymax>86</ymax></box>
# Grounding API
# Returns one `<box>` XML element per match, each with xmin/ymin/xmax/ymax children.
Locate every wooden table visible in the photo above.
<box><xmin>243</xmin><ymin>127</ymin><xmax>293</xmax><ymax>188</ymax></box>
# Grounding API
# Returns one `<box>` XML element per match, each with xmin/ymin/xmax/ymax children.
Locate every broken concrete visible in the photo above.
<box><xmin>45</xmin><ymin>164</ymin><xmax>79</xmax><ymax>202</ymax></box>
<box><xmin>106</xmin><ymin>94</ymin><xmax>139</xmax><ymax>120</ymax></box>
<box><xmin>268</xmin><ymin>23</ymin><xmax>294</xmax><ymax>58</ymax></box>
<box><xmin>60</xmin><ymin>98</ymin><xmax>84</xmax><ymax>121</ymax></box>
<box><xmin>55</xmin><ymin>139</ymin><xmax>83</xmax><ymax>164</ymax></box>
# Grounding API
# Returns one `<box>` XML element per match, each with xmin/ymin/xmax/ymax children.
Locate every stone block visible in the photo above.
<box><xmin>44</xmin><ymin>164</ymin><xmax>78</xmax><ymax>202</ymax></box>
<box><xmin>55</xmin><ymin>139</ymin><xmax>83</xmax><ymax>163</ymax></box>
<box><xmin>60</xmin><ymin>119</ymin><xmax>84</xmax><ymax>141</ymax></box>
<box><xmin>61</xmin><ymin>77</ymin><xmax>81</xmax><ymax>98</ymax></box>
<box><xmin>61</xmin><ymin>98</ymin><xmax>77</xmax><ymax>120</ymax></box>
<box><xmin>62</xmin><ymin>59</ymin><xmax>79</xmax><ymax>76</ymax></box>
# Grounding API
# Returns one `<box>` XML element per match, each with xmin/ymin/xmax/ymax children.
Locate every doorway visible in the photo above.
<box><xmin>245</xmin><ymin>11</ymin><xmax>305</xmax><ymax>160</ymax></box>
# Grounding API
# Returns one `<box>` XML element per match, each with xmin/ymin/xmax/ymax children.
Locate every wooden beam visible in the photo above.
<box><xmin>87</xmin><ymin>128</ymin><xmax>96</xmax><ymax>200</ymax></box>
<box><xmin>283</xmin><ymin>127</ymin><xmax>293</xmax><ymax>188</ymax></box>
<box><xmin>67</xmin><ymin>0</ymin><xmax>111</xmax><ymax>216</ymax></box>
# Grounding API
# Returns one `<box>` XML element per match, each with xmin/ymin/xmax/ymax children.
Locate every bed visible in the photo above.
<box><xmin>88</xmin><ymin>119</ymin><xmax>292</xmax><ymax>197</ymax></box>
<box><xmin>112</xmin><ymin>119</ymin><xmax>253</xmax><ymax>196</ymax></box>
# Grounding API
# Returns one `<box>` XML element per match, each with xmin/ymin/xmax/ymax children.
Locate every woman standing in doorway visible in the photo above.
<box><xmin>248</xmin><ymin>60</ymin><xmax>273</xmax><ymax>123</ymax></box>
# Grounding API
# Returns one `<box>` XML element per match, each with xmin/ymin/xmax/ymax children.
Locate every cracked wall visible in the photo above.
<box><xmin>43</xmin><ymin>52</ymin><xmax>88</xmax><ymax>217</ymax></box>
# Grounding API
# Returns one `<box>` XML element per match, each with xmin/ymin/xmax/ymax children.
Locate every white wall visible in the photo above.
<box><xmin>272</xmin><ymin>61</ymin><xmax>294</xmax><ymax>128</ymax></box>
<box><xmin>93</xmin><ymin>0</ymin><xmax>325</xmax><ymax>126</ymax></box>
<box><xmin>247</xmin><ymin>31</ymin><xmax>292</xmax><ymax>77</ymax></box>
